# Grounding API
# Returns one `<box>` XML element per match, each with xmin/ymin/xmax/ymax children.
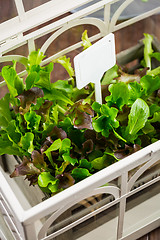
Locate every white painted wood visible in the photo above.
<box><xmin>0</xmin><ymin>141</ymin><xmax>160</xmax><ymax>239</ymax></box>
<box><xmin>111</xmin><ymin>6</ymin><xmax>160</xmax><ymax>32</ymax></box>
<box><xmin>109</xmin><ymin>0</ymin><xmax>135</xmax><ymax>32</ymax></box>
<box><xmin>14</xmin><ymin>0</ymin><xmax>26</xmax><ymax>21</ymax></box>
<box><xmin>28</xmin><ymin>39</ymin><xmax>36</xmax><ymax>53</ymax></box>
<box><xmin>76</xmin><ymin>182</ymin><xmax>160</xmax><ymax>240</ymax></box>
<box><xmin>127</xmin><ymin>156</ymin><xmax>160</xmax><ymax>192</ymax></box>
<box><xmin>0</xmin><ymin>0</ymin><xmax>116</xmax><ymax>45</ymax></box>
<box><xmin>38</xmin><ymin>186</ymin><xmax>120</xmax><ymax>239</ymax></box>
<box><xmin>20</xmin><ymin>141</ymin><xmax>159</xmax><ymax>225</ymax></box>
<box><xmin>40</xmin><ymin>17</ymin><xmax>105</xmax><ymax>54</ymax></box>
<box><xmin>0</xmin><ymin>192</ymin><xmax>24</xmax><ymax>240</ymax></box>
<box><xmin>117</xmin><ymin>173</ymin><xmax>128</xmax><ymax>239</ymax></box>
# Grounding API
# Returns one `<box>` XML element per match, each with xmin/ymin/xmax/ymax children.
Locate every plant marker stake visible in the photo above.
<box><xmin>95</xmin><ymin>80</ymin><xmax>102</xmax><ymax>104</ymax></box>
<box><xmin>74</xmin><ymin>33</ymin><xmax>116</xmax><ymax>104</ymax></box>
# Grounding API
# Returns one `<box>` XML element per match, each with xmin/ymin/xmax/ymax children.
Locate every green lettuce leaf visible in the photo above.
<box><xmin>101</xmin><ymin>64</ymin><xmax>119</xmax><ymax>85</ymax></box>
<box><xmin>142</xmin><ymin>121</ymin><xmax>155</xmax><ymax>134</ymax></box>
<box><xmin>150</xmin><ymin>52</ymin><xmax>160</xmax><ymax>62</ymax></box>
<box><xmin>43</xmin><ymin>88</ymin><xmax>73</xmax><ymax>105</ymax></box>
<box><xmin>91</xmin><ymin>154</ymin><xmax>115</xmax><ymax>170</ymax></box>
<box><xmin>128</xmin><ymin>98</ymin><xmax>150</xmax><ymax>136</ymax></box>
<box><xmin>71</xmin><ymin>168</ymin><xmax>91</xmax><ymax>181</ymax></box>
<box><xmin>81</xmin><ymin>30</ymin><xmax>92</xmax><ymax>50</ymax></box>
<box><xmin>25</xmin><ymin>72</ymin><xmax>39</xmax><ymax>90</ymax></box>
<box><xmin>20</xmin><ymin>132</ymin><xmax>34</xmax><ymax>154</ymax></box>
<box><xmin>34</xmin><ymin>63</ymin><xmax>53</xmax><ymax>90</ymax></box>
<box><xmin>59</xmin><ymin>138</ymin><xmax>72</xmax><ymax>155</ymax></box>
<box><xmin>0</xmin><ymin>94</ymin><xmax>12</xmax><ymax>129</ymax></box>
<box><xmin>28</xmin><ymin>50</ymin><xmax>45</xmax><ymax>69</ymax></box>
<box><xmin>6</xmin><ymin>120</ymin><xmax>21</xmax><ymax>144</ymax></box>
<box><xmin>0</xmin><ymin>138</ymin><xmax>22</xmax><ymax>156</ymax></box>
<box><xmin>105</xmin><ymin>82</ymin><xmax>129</xmax><ymax>110</ymax></box>
<box><xmin>1</xmin><ymin>66</ymin><xmax>24</xmax><ymax>98</ymax></box>
<box><xmin>79</xmin><ymin>159</ymin><xmax>92</xmax><ymax>171</ymax></box>
<box><xmin>147</xmin><ymin>66</ymin><xmax>160</xmax><ymax>77</ymax></box>
<box><xmin>92</xmin><ymin>105</ymin><xmax>119</xmax><ymax>137</ymax></box>
<box><xmin>62</xmin><ymin>153</ymin><xmax>78</xmax><ymax>166</ymax></box>
<box><xmin>140</xmin><ymin>75</ymin><xmax>160</xmax><ymax>96</ymax></box>
<box><xmin>149</xmin><ymin>111</ymin><xmax>160</xmax><ymax>123</ymax></box>
<box><xmin>52</xmin><ymin>80</ymin><xmax>73</xmax><ymax>93</ymax></box>
<box><xmin>149</xmin><ymin>104</ymin><xmax>160</xmax><ymax>116</ymax></box>
<box><xmin>128</xmin><ymin>81</ymin><xmax>144</xmax><ymax>104</ymax></box>
<box><xmin>44</xmin><ymin>138</ymin><xmax>62</xmax><ymax>154</ymax></box>
<box><xmin>24</xmin><ymin>111</ymin><xmax>41</xmax><ymax>131</ymax></box>
<box><xmin>143</xmin><ymin>33</ymin><xmax>153</xmax><ymax>71</ymax></box>
<box><xmin>38</xmin><ymin>172</ymin><xmax>59</xmax><ymax>193</ymax></box>
<box><xmin>55</xmin><ymin>56</ymin><xmax>74</xmax><ymax>78</ymax></box>
<box><xmin>92</xmin><ymin>101</ymin><xmax>101</xmax><ymax>114</ymax></box>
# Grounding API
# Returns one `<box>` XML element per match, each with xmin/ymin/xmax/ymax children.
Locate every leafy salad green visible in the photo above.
<box><xmin>0</xmin><ymin>32</ymin><xmax>160</xmax><ymax>195</ymax></box>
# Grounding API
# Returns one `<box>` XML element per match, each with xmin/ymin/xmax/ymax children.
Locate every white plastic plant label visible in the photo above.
<box><xmin>74</xmin><ymin>33</ymin><xmax>116</xmax><ymax>104</ymax></box>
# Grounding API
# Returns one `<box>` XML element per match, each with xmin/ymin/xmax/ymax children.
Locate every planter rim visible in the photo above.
<box><xmin>1</xmin><ymin>139</ymin><xmax>160</xmax><ymax>224</ymax></box>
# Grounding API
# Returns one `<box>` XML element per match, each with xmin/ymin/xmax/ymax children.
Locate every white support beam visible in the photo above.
<box><xmin>14</xmin><ymin>0</ymin><xmax>26</xmax><ymax>21</ymax></box>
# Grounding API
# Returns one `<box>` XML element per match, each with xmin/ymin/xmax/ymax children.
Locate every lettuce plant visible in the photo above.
<box><xmin>0</xmin><ymin>33</ymin><xmax>160</xmax><ymax>195</ymax></box>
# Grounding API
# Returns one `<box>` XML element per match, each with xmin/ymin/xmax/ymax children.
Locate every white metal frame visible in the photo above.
<box><xmin>0</xmin><ymin>141</ymin><xmax>160</xmax><ymax>239</ymax></box>
<box><xmin>0</xmin><ymin>0</ymin><xmax>160</xmax><ymax>239</ymax></box>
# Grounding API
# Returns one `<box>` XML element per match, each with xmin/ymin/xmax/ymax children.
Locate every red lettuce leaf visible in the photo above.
<box><xmin>56</xmin><ymin>173</ymin><xmax>75</xmax><ymax>189</ymax></box>
<box><xmin>66</xmin><ymin>100</ymin><xmax>94</xmax><ymax>130</ymax></box>
<box><xmin>10</xmin><ymin>156</ymin><xmax>40</xmax><ymax>178</ymax></box>
<box><xmin>15</xmin><ymin>87</ymin><xmax>44</xmax><ymax>113</ymax></box>
<box><xmin>114</xmin><ymin>144</ymin><xmax>141</xmax><ymax>159</ymax></box>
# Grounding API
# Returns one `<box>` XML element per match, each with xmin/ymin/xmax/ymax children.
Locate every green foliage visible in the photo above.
<box><xmin>52</xmin><ymin>80</ymin><xmax>73</xmax><ymax>93</ymax></box>
<box><xmin>38</xmin><ymin>172</ymin><xmax>59</xmax><ymax>193</ymax></box>
<box><xmin>79</xmin><ymin>159</ymin><xmax>92</xmax><ymax>171</ymax></box>
<box><xmin>92</xmin><ymin>102</ymin><xmax>119</xmax><ymax>137</ymax></box>
<box><xmin>149</xmin><ymin>111</ymin><xmax>160</xmax><ymax>123</ymax></box>
<box><xmin>128</xmin><ymin>98</ymin><xmax>150</xmax><ymax>136</ymax></box>
<box><xmin>44</xmin><ymin>139</ymin><xmax>62</xmax><ymax>153</ymax></box>
<box><xmin>140</xmin><ymin>75</ymin><xmax>160</xmax><ymax>96</ymax></box>
<box><xmin>128</xmin><ymin>81</ymin><xmax>144</xmax><ymax>104</ymax></box>
<box><xmin>27</xmin><ymin>49</ymin><xmax>45</xmax><ymax>68</ymax></box>
<box><xmin>43</xmin><ymin>87</ymin><xmax>74</xmax><ymax>105</ymax></box>
<box><xmin>105</xmin><ymin>82</ymin><xmax>129</xmax><ymax>110</ymax></box>
<box><xmin>24</xmin><ymin>111</ymin><xmax>41</xmax><ymax>131</ymax></box>
<box><xmin>1</xmin><ymin>33</ymin><xmax>160</xmax><ymax>196</ymax></box>
<box><xmin>101</xmin><ymin>64</ymin><xmax>119</xmax><ymax>85</ymax></box>
<box><xmin>20</xmin><ymin>132</ymin><xmax>34</xmax><ymax>154</ymax></box>
<box><xmin>148</xmin><ymin>66</ymin><xmax>160</xmax><ymax>77</ymax></box>
<box><xmin>150</xmin><ymin>52</ymin><xmax>160</xmax><ymax>62</ymax></box>
<box><xmin>91</xmin><ymin>155</ymin><xmax>107</xmax><ymax>170</ymax></box>
<box><xmin>143</xmin><ymin>33</ymin><xmax>153</xmax><ymax>71</ymax></box>
<box><xmin>81</xmin><ymin>30</ymin><xmax>92</xmax><ymax>50</ymax></box>
<box><xmin>0</xmin><ymin>138</ymin><xmax>22</xmax><ymax>155</ymax></box>
<box><xmin>71</xmin><ymin>168</ymin><xmax>91</xmax><ymax>181</ymax></box>
<box><xmin>1</xmin><ymin>65</ymin><xmax>24</xmax><ymax>102</ymax></box>
<box><xmin>54</xmin><ymin>56</ymin><xmax>74</xmax><ymax>78</ymax></box>
<box><xmin>0</xmin><ymin>94</ymin><xmax>12</xmax><ymax>128</ymax></box>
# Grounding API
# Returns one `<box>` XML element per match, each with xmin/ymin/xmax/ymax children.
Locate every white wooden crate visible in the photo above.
<box><xmin>0</xmin><ymin>1</ymin><xmax>160</xmax><ymax>239</ymax></box>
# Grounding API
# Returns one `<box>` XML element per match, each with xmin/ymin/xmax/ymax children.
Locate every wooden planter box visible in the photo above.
<box><xmin>0</xmin><ymin>38</ymin><xmax>160</xmax><ymax>240</ymax></box>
